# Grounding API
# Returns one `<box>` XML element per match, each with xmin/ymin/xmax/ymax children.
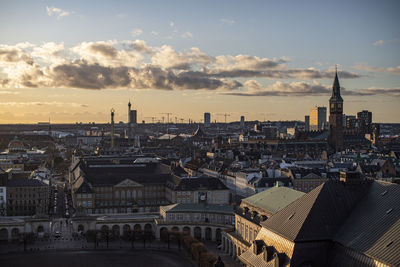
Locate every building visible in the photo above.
<box><xmin>357</xmin><ymin>110</ymin><xmax>372</xmax><ymax>133</ymax></box>
<box><xmin>0</xmin><ymin>159</ymin><xmax>24</xmax><ymax>171</ymax></box>
<box><xmin>240</xmin><ymin>116</ymin><xmax>245</xmax><ymax>129</ymax></box>
<box><xmin>0</xmin><ymin>170</ymin><xmax>6</xmax><ymax>216</ymax></box>
<box><xmin>309</xmin><ymin>106</ymin><xmax>327</xmax><ymax>131</ymax></box>
<box><xmin>222</xmin><ymin>186</ymin><xmax>305</xmax><ymax>260</ymax></box>
<box><xmin>204</xmin><ymin>112</ymin><xmax>211</xmax><ymax>127</ymax></box>
<box><xmin>304</xmin><ymin>115</ymin><xmax>310</xmax><ymax>132</ymax></box>
<box><xmin>345</xmin><ymin>115</ymin><xmax>358</xmax><ymax>129</ymax></box>
<box><xmin>70</xmin><ymin>156</ymin><xmax>171</xmax><ymax>214</ymax></box>
<box><xmin>165</xmin><ymin>176</ymin><xmax>230</xmax><ymax>205</ymax></box>
<box><xmin>329</xmin><ymin>70</ymin><xmax>344</xmax><ymax>152</ymax></box>
<box><xmin>6</xmin><ymin>178</ymin><xmax>49</xmax><ymax>216</ymax></box>
<box><xmin>238</xmin><ymin>176</ymin><xmax>400</xmax><ymax>267</ymax></box>
<box><xmin>128</xmin><ymin>101</ymin><xmax>137</xmax><ymax>125</ymax></box>
<box><xmin>157</xmin><ymin>203</ymin><xmax>234</xmax><ymax>242</ymax></box>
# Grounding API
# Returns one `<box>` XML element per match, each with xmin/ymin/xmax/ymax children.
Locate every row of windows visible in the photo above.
<box><xmin>176</xmin><ymin>197</ymin><xmax>191</xmax><ymax>204</ymax></box>
<box><xmin>236</xmin><ymin>219</ymin><xmax>258</xmax><ymax>243</ymax></box>
<box><xmin>167</xmin><ymin>213</ymin><xmax>233</xmax><ymax>224</ymax></box>
<box><xmin>77</xmin><ymin>200</ymin><xmax>93</xmax><ymax>207</ymax></box>
<box><xmin>77</xmin><ymin>194</ymin><xmax>92</xmax><ymax>199</ymax></box>
<box><xmin>176</xmin><ymin>191</ymin><xmax>191</xmax><ymax>196</ymax></box>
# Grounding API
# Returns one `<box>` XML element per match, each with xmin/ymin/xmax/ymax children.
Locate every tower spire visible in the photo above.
<box><xmin>331</xmin><ymin>65</ymin><xmax>342</xmax><ymax>102</ymax></box>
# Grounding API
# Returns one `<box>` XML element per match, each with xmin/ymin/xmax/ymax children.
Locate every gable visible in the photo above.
<box><xmin>114</xmin><ymin>178</ymin><xmax>143</xmax><ymax>188</ymax></box>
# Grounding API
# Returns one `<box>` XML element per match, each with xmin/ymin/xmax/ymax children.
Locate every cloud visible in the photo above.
<box><xmin>123</xmin><ymin>40</ymin><xmax>153</xmax><ymax>54</ymax></box>
<box><xmin>0</xmin><ymin>101</ymin><xmax>87</xmax><ymax>107</ymax></box>
<box><xmin>151</xmin><ymin>31</ymin><xmax>159</xmax><ymax>36</ymax></box>
<box><xmin>0</xmin><ymin>45</ymin><xmax>33</xmax><ymax>64</ymax></box>
<box><xmin>181</xmin><ymin>32</ymin><xmax>193</xmax><ymax>39</ymax></box>
<box><xmin>70</xmin><ymin>40</ymin><xmax>141</xmax><ymax>67</ymax></box>
<box><xmin>220</xmin><ymin>18</ymin><xmax>235</xmax><ymax>25</ymax></box>
<box><xmin>169</xmin><ymin>21</ymin><xmax>175</xmax><ymax>27</ymax></box>
<box><xmin>46</xmin><ymin>6</ymin><xmax>70</xmax><ymax>20</ymax></box>
<box><xmin>225</xmin><ymin>80</ymin><xmax>400</xmax><ymax>97</ymax></box>
<box><xmin>354</xmin><ymin>64</ymin><xmax>400</xmax><ymax>74</ymax></box>
<box><xmin>0</xmin><ymin>40</ymin><xmax>366</xmax><ymax>93</ymax></box>
<box><xmin>373</xmin><ymin>40</ymin><xmax>385</xmax><ymax>46</ymax></box>
<box><xmin>31</xmin><ymin>42</ymin><xmax>65</xmax><ymax>64</ymax></box>
<box><xmin>151</xmin><ymin>45</ymin><xmax>213</xmax><ymax>70</ymax></box>
<box><xmin>226</xmin><ymin>81</ymin><xmax>331</xmax><ymax>96</ymax></box>
<box><xmin>131</xmin><ymin>28</ymin><xmax>143</xmax><ymax>37</ymax></box>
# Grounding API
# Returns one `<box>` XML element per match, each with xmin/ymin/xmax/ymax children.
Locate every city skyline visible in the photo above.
<box><xmin>1</xmin><ymin>0</ymin><xmax>400</xmax><ymax>123</ymax></box>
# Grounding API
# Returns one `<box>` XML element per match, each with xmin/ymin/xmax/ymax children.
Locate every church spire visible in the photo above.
<box><xmin>330</xmin><ymin>65</ymin><xmax>343</xmax><ymax>102</ymax></box>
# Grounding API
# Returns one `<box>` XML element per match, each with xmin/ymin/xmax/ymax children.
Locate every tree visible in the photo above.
<box><xmin>183</xmin><ymin>235</ymin><xmax>197</xmax><ymax>252</ymax></box>
<box><xmin>191</xmin><ymin>242</ymin><xmax>206</xmax><ymax>263</ymax></box>
<box><xmin>200</xmin><ymin>251</ymin><xmax>218</xmax><ymax>267</ymax></box>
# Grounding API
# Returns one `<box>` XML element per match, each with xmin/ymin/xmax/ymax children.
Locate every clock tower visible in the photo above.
<box><xmin>329</xmin><ymin>68</ymin><xmax>344</xmax><ymax>152</ymax></box>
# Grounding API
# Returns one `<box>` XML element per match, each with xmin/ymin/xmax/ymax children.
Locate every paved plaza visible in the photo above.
<box><xmin>0</xmin><ymin>250</ymin><xmax>194</xmax><ymax>267</ymax></box>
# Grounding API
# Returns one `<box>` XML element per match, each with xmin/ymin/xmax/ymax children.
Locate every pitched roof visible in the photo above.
<box><xmin>174</xmin><ymin>176</ymin><xmax>228</xmax><ymax>191</ymax></box>
<box><xmin>333</xmin><ymin>181</ymin><xmax>400</xmax><ymax>267</ymax></box>
<box><xmin>7</xmin><ymin>178</ymin><xmax>47</xmax><ymax>187</ymax></box>
<box><xmin>262</xmin><ymin>180</ymin><xmax>371</xmax><ymax>242</ymax></box>
<box><xmin>242</xmin><ymin>186</ymin><xmax>305</xmax><ymax>214</ymax></box>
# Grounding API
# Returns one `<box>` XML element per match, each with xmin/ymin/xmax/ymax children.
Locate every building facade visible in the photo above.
<box><xmin>6</xmin><ymin>178</ymin><xmax>49</xmax><ymax>216</ymax></box>
<box><xmin>309</xmin><ymin>106</ymin><xmax>327</xmax><ymax>131</ymax></box>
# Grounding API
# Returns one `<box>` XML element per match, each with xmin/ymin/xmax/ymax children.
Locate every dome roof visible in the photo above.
<box><xmin>8</xmin><ymin>136</ymin><xmax>25</xmax><ymax>152</ymax></box>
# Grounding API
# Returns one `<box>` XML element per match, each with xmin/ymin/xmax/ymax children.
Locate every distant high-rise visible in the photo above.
<box><xmin>357</xmin><ymin>110</ymin><xmax>372</xmax><ymax>132</ymax></box>
<box><xmin>328</xmin><ymin>68</ymin><xmax>344</xmax><ymax>152</ymax></box>
<box><xmin>128</xmin><ymin>100</ymin><xmax>137</xmax><ymax>125</ymax></box>
<box><xmin>204</xmin><ymin>112</ymin><xmax>211</xmax><ymax>127</ymax></box>
<box><xmin>309</xmin><ymin>106</ymin><xmax>327</xmax><ymax>131</ymax></box>
<box><xmin>305</xmin><ymin>115</ymin><xmax>310</xmax><ymax>131</ymax></box>
<box><xmin>240</xmin><ymin>116</ymin><xmax>245</xmax><ymax>128</ymax></box>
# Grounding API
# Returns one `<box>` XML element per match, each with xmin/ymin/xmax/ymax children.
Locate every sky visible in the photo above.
<box><xmin>0</xmin><ymin>0</ymin><xmax>399</xmax><ymax>124</ymax></box>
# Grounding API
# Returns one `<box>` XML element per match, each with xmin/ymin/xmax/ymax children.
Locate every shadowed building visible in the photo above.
<box><xmin>328</xmin><ymin>69</ymin><xmax>344</xmax><ymax>152</ymax></box>
<box><xmin>238</xmin><ymin>173</ymin><xmax>400</xmax><ymax>267</ymax></box>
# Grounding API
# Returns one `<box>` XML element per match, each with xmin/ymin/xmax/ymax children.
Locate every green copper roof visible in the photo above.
<box><xmin>242</xmin><ymin>186</ymin><xmax>305</xmax><ymax>214</ymax></box>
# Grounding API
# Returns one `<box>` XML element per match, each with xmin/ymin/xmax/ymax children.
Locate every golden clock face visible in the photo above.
<box><xmin>331</xmin><ymin>103</ymin><xmax>335</xmax><ymax>109</ymax></box>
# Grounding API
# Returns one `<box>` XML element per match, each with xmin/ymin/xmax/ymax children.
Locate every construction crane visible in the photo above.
<box><xmin>160</xmin><ymin>113</ymin><xmax>172</xmax><ymax>124</ymax></box>
<box><xmin>144</xmin><ymin>117</ymin><xmax>157</xmax><ymax>124</ymax></box>
<box><xmin>217</xmin><ymin>113</ymin><xmax>231</xmax><ymax>124</ymax></box>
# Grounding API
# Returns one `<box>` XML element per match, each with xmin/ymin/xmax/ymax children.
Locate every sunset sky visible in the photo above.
<box><xmin>0</xmin><ymin>0</ymin><xmax>399</xmax><ymax>124</ymax></box>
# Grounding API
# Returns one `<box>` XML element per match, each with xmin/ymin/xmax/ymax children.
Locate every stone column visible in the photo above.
<box><xmin>211</xmin><ymin>227</ymin><xmax>216</xmax><ymax>242</ymax></box>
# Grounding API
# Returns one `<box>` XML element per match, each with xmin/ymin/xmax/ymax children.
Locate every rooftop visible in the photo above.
<box><xmin>242</xmin><ymin>186</ymin><xmax>305</xmax><ymax>214</ymax></box>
